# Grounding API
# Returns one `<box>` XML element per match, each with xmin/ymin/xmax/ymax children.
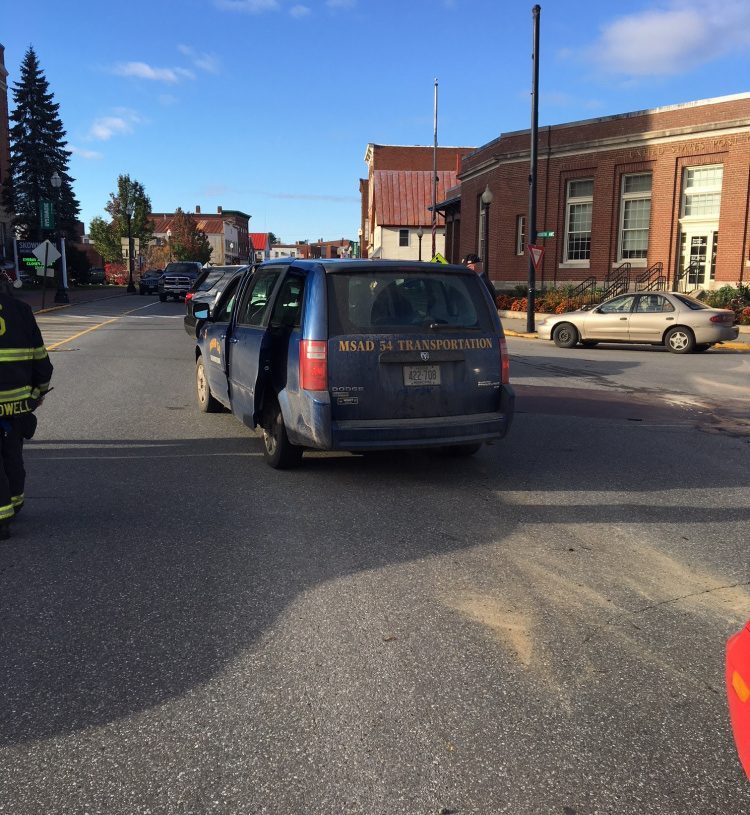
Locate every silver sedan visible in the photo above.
<box><xmin>536</xmin><ymin>291</ymin><xmax>739</xmax><ymax>353</ymax></box>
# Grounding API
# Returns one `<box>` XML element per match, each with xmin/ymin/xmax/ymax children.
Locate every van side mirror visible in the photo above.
<box><xmin>194</xmin><ymin>307</ymin><xmax>211</xmax><ymax>321</ymax></box>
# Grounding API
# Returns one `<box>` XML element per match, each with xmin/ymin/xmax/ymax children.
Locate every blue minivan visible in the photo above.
<box><xmin>194</xmin><ymin>259</ymin><xmax>514</xmax><ymax>468</ymax></box>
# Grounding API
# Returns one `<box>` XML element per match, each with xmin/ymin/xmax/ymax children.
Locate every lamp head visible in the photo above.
<box><xmin>481</xmin><ymin>184</ymin><xmax>493</xmax><ymax>206</ymax></box>
<box><xmin>50</xmin><ymin>171</ymin><xmax>62</xmax><ymax>189</ymax></box>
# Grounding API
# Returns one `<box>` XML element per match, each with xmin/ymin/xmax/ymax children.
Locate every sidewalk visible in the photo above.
<box><xmin>15</xmin><ymin>285</ymin><xmax>129</xmax><ymax>314</ymax></box>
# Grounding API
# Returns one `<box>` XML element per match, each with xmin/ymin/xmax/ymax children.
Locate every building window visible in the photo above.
<box><xmin>515</xmin><ymin>215</ymin><xmax>526</xmax><ymax>256</ymax></box>
<box><xmin>477</xmin><ymin>200</ymin><xmax>487</xmax><ymax>260</ymax></box>
<box><xmin>618</xmin><ymin>173</ymin><xmax>652</xmax><ymax>261</ymax></box>
<box><xmin>682</xmin><ymin>165</ymin><xmax>723</xmax><ymax>218</ymax></box>
<box><xmin>399</xmin><ymin>229</ymin><xmax>409</xmax><ymax>247</ymax></box>
<box><xmin>564</xmin><ymin>179</ymin><xmax>593</xmax><ymax>262</ymax></box>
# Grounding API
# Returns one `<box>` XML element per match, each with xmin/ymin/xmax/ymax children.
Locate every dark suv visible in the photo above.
<box><xmin>139</xmin><ymin>269</ymin><xmax>163</xmax><ymax>295</ymax></box>
<box><xmin>158</xmin><ymin>261</ymin><xmax>204</xmax><ymax>301</ymax></box>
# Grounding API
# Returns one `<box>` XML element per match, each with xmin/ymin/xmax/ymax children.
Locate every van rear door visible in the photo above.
<box><xmin>326</xmin><ymin>268</ymin><xmax>501</xmax><ymax>422</ymax></box>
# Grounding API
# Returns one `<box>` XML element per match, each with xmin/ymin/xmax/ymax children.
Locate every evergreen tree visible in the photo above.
<box><xmin>169</xmin><ymin>208</ymin><xmax>212</xmax><ymax>263</ymax></box>
<box><xmin>2</xmin><ymin>47</ymin><xmax>80</xmax><ymax>242</ymax></box>
<box><xmin>89</xmin><ymin>175</ymin><xmax>153</xmax><ymax>262</ymax></box>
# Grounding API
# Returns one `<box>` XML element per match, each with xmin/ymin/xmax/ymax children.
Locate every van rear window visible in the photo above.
<box><xmin>327</xmin><ymin>270</ymin><xmax>494</xmax><ymax>335</ymax></box>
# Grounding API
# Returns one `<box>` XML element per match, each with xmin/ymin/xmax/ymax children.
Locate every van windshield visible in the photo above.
<box><xmin>327</xmin><ymin>270</ymin><xmax>494</xmax><ymax>335</ymax></box>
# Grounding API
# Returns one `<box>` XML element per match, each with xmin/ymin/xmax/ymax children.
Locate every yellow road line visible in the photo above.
<box><xmin>47</xmin><ymin>302</ymin><xmax>159</xmax><ymax>350</ymax></box>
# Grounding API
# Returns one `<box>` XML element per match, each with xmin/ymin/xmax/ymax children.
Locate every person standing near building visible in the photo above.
<box><xmin>0</xmin><ymin>272</ymin><xmax>53</xmax><ymax>539</ymax></box>
<box><xmin>462</xmin><ymin>253</ymin><xmax>498</xmax><ymax>303</ymax></box>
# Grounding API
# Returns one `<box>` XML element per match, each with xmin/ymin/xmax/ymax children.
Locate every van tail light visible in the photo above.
<box><xmin>499</xmin><ymin>336</ymin><xmax>510</xmax><ymax>384</ymax></box>
<box><xmin>300</xmin><ymin>340</ymin><xmax>328</xmax><ymax>390</ymax></box>
<box><xmin>185</xmin><ymin>292</ymin><xmax>194</xmax><ymax>301</ymax></box>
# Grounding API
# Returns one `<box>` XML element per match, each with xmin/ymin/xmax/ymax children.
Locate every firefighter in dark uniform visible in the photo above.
<box><xmin>0</xmin><ymin>273</ymin><xmax>53</xmax><ymax>539</ymax></box>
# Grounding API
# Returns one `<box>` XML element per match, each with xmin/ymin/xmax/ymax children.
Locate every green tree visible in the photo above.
<box><xmin>169</xmin><ymin>208</ymin><xmax>212</xmax><ymax>263</ymax></box>
<box><xmin>1</xmin><ymin>47</ymin><xmax>80</xmax><ymax>242</ymax></box>
<box><xmin>89</xmin><ymin>175</ymin><xmax>153</xmax><ymax>262</ymax></box>
<box><xmin>268</xmin><ymin>231</ymin><xmax>279</xmax><ymax>245</ymax></box>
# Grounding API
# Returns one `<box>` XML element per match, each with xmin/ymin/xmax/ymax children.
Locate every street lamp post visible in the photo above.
<box><xmin>417</xmin><ymin>225</ymin><xmax>424</xmax><ymax>262</ymax></box>
<box><xmin>166</xmin><ymin>229</ymin><xmax>172</xmax><ymax>262</ymax></box>
<box><xmin>481</xmin><ymin>184</ymin><xmax>493</xmax><ymax>281</ymax></box>
<box><xmin>125</xmin><ymin>199</ymin><xmax>136</xmax><ymax>293</ymax></box>
<box><xmin>50</xmin><ymin>171</ymin><xmax>69</xmax><ymax>304</ymax></box>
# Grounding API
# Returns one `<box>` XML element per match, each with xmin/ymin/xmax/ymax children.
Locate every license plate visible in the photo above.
<box><xmin>403</xmin><ymin>364</ymin><xmax>441</xmax><ymax>386</ymax></box>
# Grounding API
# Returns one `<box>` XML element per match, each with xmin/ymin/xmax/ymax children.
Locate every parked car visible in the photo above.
<box><xmin>194</xmin><ymin>259</ymin><xmax>514</xmax><ymax>468</ymax></box>
<box><xmin>78</xmin><ymin>267</ymin><xmax>105</xmax><ymax>285</ymax></box>
<box><xmin>158</xmin><ymin>261</ymin><xmax>204</xmax><ymax>302</ymax></box>
<box><xmin>139</xmin><ymin>269</ymin><xmax>163</xmax><ymax>295</ymax></box>
<box><xmin>184</xmin><ymin>265</ymin><xmax>249</xmax><ymax>338</ymax></box>
<box><xmin>536</xmin><ymin>291</ymin><xmax>739</xmax><ymax>353</ymax></box>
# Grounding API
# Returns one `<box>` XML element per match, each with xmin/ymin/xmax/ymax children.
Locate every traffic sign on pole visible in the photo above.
<box><xmin>32</xmin><ymin>240</ymin><xmax>61</xmax><ymax>266</ymax></box>
<box><xmin>537</xmin><ymin>230</ymin><xmax>555</xmax><ymax>238</ymax></box>
<box><xmin>527</xmin><ymin>244</ymin><xmax>545</xmax><ymax>273</ymax></box>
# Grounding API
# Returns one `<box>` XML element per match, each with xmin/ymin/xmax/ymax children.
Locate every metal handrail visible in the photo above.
<box><xmin>635</xmin><ymin>262</ymin><xmax>665</xmax><ymax>292</ymax></box>
<box><xmin>673</xmin><ymin>261</ymin><xmax>700</xmax><ymax>292</ymax></box>
<box><xmin>562</xmin><ymin>276</ymin><xmax>598</xmax><ymax>310</ymax></box>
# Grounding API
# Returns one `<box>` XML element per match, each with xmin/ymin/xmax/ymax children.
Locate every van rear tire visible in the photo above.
<box><xmin>263</xmin><ymin>400</ymin><xmax>303</xmax><ymax>469</ymax></box>
<box><xmin>437</xmin><ymin>443</ymin><xmax>482</xmax><ymax>457</ymax></box>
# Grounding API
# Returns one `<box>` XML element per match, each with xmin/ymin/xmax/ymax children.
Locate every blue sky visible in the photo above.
<box><xmin>4</xmin><ymin>0</ymin><xmax>750</xmax><ymax>243</ymax></box>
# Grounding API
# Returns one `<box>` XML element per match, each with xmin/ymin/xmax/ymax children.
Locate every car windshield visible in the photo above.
<box><xmin>164</xmin><ymin>263</ymin><xmax>199</xmax><ymax>274</ymax></box>
<box><xmin>673</xmin><ymin>293</ymin><xmax>710</xmax><ymax>310</ymax></box>
<box><xmin>327</xmin><ymin>269</ymin><xmax>494</xmax><ymax>335</ymax></box>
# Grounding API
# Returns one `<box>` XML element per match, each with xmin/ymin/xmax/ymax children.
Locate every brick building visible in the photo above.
<box><xmin>452</xmin><ymin>93</ymin><xmax>750</xmax><ymax>292</ymax></box>
<box><xmin>151</xmin><ymin>206</ymin><xmax>251</xmax><ymax>264</ymax></box>
<box><xmin>361</xmin><ymin>144</ymin><xmax>474</xmax><ymax>260</ymax></box>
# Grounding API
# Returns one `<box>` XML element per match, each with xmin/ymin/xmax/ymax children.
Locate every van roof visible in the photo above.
<box><xmin>259</xmin><ymin>258</ymin><xmax>471</xmax><ymax>274</ymax></box>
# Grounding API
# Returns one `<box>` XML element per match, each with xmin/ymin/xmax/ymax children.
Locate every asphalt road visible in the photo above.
<box><xmin>1</xmin><ymin>297</ymin><xmax>749</xmax><ymax>814</ymax></box>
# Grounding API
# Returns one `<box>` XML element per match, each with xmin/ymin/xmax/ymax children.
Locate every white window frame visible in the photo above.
<box><xmin>563</xmin><ymin>178</ymin><xmax>593</xmax><ymax>265</ymax></box>
<box><xmin>398</xmin><ymin>228</ymin><xmax>409</xmax><ymax>247</ymax></box>
<box><xmin>681</xmin><ymin>164</ymin><xmax>723</xmax><ymax>220</ymax></box>
<box><xmin>477</xmin><ymin>200</ymin><xmax>487</xmax><ymax>260</ymax></box>
<box><xmin>515</xmin><ymin>215</ymin><xmax>526</xmax><ymax>256</ymax></box>
<box><xmin>617</xmin><ymin>173</ymin><xmax>652</xmax><ymax>265</ymax></box>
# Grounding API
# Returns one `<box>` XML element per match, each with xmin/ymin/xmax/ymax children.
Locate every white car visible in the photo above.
<box><xmin>536</xmin><ymin>291</ymin><xmax>738</xmax><ymax>353</ymax></box>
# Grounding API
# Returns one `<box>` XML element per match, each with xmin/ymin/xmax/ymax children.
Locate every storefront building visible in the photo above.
<box><xmin>455</xmin><ymin>93</ymin><xmax>750</xmax><ymax>291</ymax></box>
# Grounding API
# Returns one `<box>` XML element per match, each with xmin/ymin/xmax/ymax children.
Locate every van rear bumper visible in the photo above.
<box><xmin>330</xmin><ymin>386</ymin><xmax>514</xmax><ymax>450</ymax></box>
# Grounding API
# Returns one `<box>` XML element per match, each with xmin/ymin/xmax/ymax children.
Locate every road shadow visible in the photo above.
<box><xmin>1</xmin><ymin>403</ymin><xmax>748</xmax><ymax>749</ymax></box>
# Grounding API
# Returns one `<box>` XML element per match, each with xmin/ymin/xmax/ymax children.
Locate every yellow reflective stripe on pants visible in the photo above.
<box><xmin>0</xmin><ymin>351</ymin><xmax>35</xmax><ymax>362</ymax></box>
<box><xmin>0</xmin><ymin>503</ymin><xmax>14</xmax><ymax>520</ymax></box>
<box><xmin>0</xmin><ymin>386</ymin><xmax>32</xmax><ymax>402</ymax></box>
<box><xmin>33</xmin><ymin>346</ymin><xmax>49</xmax><ymax>360</ymax></box>
<box><xmin>11</xmin><ymin>494</ymin><xmax>24</xmax><ymax>506</ymax></box>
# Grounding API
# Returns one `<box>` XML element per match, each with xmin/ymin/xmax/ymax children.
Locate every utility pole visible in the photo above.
<box><xmin>432</xmin><ymin>78</ymin><xmax>438</xmax><ymax>259</ymax></box>
<box><xmin>527</xmin><ymin>4</ymin><xmax>541</xmax><ymax>333</ymax></box>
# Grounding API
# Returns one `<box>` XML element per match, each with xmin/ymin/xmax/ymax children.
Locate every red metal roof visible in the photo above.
<box><xmin>249</xmin><ymin>233</ymin><xmax>270</xmax><ymax>251</ymax></box>
<box><xmin>150</xmin><ymin>215</ymin><xmax>225</xmax><ymax>235</ymax></box>
<box><xmin>373</xmin><ymin>170</ymin><xmax>458</xmax><ymax>226</ymax></box>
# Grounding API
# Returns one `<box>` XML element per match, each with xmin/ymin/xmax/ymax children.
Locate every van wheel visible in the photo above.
<box><xmin>263</xmin><ymin>400</ymin><xmax>303</xmax><ymax>469</ymax></box>
<box><xmin>196</xmin><ymin>356</ymin><xmax>220</xmax><ymax>413</ymax></box>
<box><xmin>553</xmin><ymin>322</ymin><xmax>579</xmax><ymax>348</ymax></box>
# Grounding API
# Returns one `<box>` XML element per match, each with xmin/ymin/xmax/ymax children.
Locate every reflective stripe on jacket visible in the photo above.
<box><xmin>0</xmin><ymin>295</ymin><xmax>53</xmax><ymax>415</ymax></box>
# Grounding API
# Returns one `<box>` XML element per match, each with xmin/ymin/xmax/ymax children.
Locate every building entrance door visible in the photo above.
<box><xmin>678</xmin><ymin>228</ymin><xmax>718</xmax><ymax>289</ymax></box>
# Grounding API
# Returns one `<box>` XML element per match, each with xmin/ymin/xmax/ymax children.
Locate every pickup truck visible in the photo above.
<box><xmin>158</xmin><ymin>261</ymin><xmax>203</xmax><ymax>302</ymax></box>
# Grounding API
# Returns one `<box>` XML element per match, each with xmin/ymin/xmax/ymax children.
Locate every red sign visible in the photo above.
<box><xmin>527</xmin><ymin>244</ymin><xmax>545</xmax><ymax>272</ymax></box>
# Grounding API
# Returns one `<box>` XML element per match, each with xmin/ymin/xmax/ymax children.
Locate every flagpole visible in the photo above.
<box><xmin>431</xmin><ymin>78</ymin><xmax>438</xmax><ymax>259</ymax></box>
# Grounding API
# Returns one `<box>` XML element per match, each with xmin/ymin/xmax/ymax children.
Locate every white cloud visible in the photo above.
<box><xmin>586</xmin><ymin>0</ymin><xmax>750</xmax><ymax>76</ymax></box>
<box><xmin>113</xmin><ymin>61</ymin><xmax>194</xmax><ymax>83</ymax></box>
<box><xmin>87</xmin><ymin>110</ymin><xmax>142</xmax><ymax>141</ymax></box>
<box><xmin>214</xmin><ymin>0</ymin><xmax>279</xmax><ymax>12</ymax></box>
<box><xmin>290</xmin><ymin>4</ymin><xmax>311</xmax><ymax>17</ymax></box>
<box><xmin>70</xmin><ymin>145</ymin><xmax>103</xmax><ymax>160</ymax></box>
<box><xmin>178</xmin><ymin>44</ymin><xmax>220</xmax><ymax>74</ymax></box>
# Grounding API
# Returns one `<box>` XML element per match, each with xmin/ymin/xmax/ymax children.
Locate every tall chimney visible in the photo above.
<box><xmin>196</xmin><ymin>205</ymin><xmax>201</xmax><ymax>214</ymax></box>
<box><xmin>217</xmin><ymin>206</ymin><xmax>223</xmax><ymax>215</ymax></box>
